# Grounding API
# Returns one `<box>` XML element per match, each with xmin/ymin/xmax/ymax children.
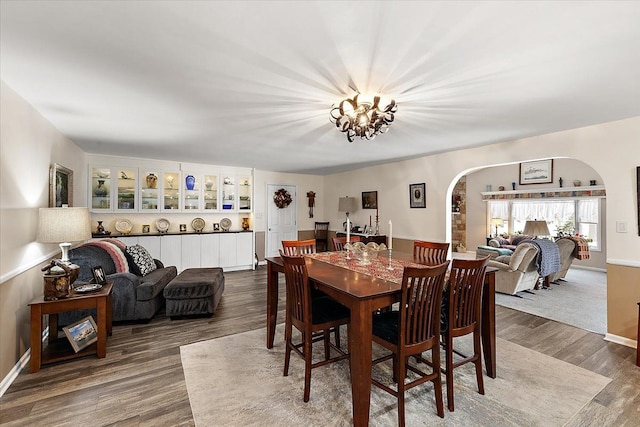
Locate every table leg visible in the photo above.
<box><xmin>266</xmin><ymin>261</ymin><xmax>279</xmax><ymax>349</ymax></box>
<box><xmin>107</xmin><ymin>292</ymin><xmax>113</xmax><ymax>336</ymax></box>
<box><xmin>482</xmin><ymin>271</ymin><xmax>496</xmax><ymax>378</ymax></box>
<box><xmin>29</xmin><ymin>305</ymin><xmax>42</xmax><ymax>374</ymax></box>
<box><xmin>96</xmin><ymin>296</ymin><xmax>107</xmax><ymax>358</ymax></box>
<box><xmin>349</xmin><ymin>300</ymin><xmax>373</xmax><ymax>427</ymax></box>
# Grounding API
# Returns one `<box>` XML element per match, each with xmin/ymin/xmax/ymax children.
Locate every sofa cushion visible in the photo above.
<box><xmin>126</xmin><ymin>244</ymin><xmax>157</xmax><ymax>276</ymax></box>
<box><xmin>136</xmin><ymin>266</ymin><xmax>178</xmax><ymax>301</ymax></box>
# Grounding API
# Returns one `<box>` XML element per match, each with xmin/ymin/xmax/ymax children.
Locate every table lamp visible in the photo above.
<box><xmin>490</xmin><ymin>218</ymin><xmax>503</xmax><ymax>237</ymax></box>
<box><xmin>36</xmin><ymin>207</ymin><xmax>91</xmax><ymax>299</ymax></box>
<box><xmin>338</xmin><ymin>196</ymin><xmax>357</xmax><ymax>232</ymax></box>
<box><xmin>522</xmin><ymin>220</ymin><xmax>551</xmax><ymax>239</ymax></box>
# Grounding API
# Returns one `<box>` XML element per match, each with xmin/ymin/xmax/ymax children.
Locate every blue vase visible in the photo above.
<box><xmin>185</xmin><ymin>175</ymin><xmax>195</xmax><ymax>191</ymax></box>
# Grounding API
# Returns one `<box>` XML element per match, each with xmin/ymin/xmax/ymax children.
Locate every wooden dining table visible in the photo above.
<box><xmin>265</xmin><ymin>251</ymin><xmax>496</xmax><ymax>427</ymax></box>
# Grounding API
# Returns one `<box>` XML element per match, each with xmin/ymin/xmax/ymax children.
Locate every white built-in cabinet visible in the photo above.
<box><xmin>107</xmin><ymin>233</ymin><xmax>253</xmax><ymax>272</ymax></box>
<box><xmin>90</xmin><ymin>164</ymin><xmax>252</xmax><ymax>213</ymax></box>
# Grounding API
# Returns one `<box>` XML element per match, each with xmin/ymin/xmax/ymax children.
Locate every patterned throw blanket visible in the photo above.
<box><xmin>563</xmin><ymin>236</ymin><xmax>591</xmax><ymax>260</ymax></box>
<box><xmin>81</xmin><ymin>239</ymin><xmax>130</xmax><ymax>273</ymax></box>
<box><xmin>525</xmin><ymin>239</ymin><xmax>560</xmax><ymax>278</ymax></box>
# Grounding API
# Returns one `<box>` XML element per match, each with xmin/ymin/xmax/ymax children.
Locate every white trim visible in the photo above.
<box><xmin>571</xmin><ymin>265</ymin><xmax>607</xmax><ymax>273</ymax></box>
<box><xmin>481</xmin><ymin>185</ymin><xmax>606</xmax><ymax>197</ymax></box>
<box><xmin>0</xmin><ymin>249</ymin><xmax>58</xmax><ymax>285</ymax></box>
<box><xmin>258</xmin><ymin>260</ymin><xmax>267</xmax><ymax>266</ymax></box>
<box><xmin>604</xmin><ymin>333</ymin><xmax>638</xmax><ymax>349</ymax></box>
<box><xmin>607</xmin><ymin>259</ymin><xmax>640</xmax><ymax>268</ymax></box>
<box><xmin>0</xmin><ymin>327</ymin><xmax>49</xmax><ymax>398</ymax></box>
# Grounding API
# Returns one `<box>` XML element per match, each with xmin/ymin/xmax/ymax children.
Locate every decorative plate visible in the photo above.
<box><xmin>75</xmin><ymin>283</ymin><xmax>102</xmax><ymax>293</ymax></box>
<box><xmin>191</xmin><ymin>217</ymin><xmax>205</xmax><ymax>232</ymax></box>
<box><xmin>220</xmin><ymin>218</ymin><xmax>232</xmax><ymax>231</ymax></box>
<box><xmin>115</xmin><ymin>219</ymin><xmax>133</xmax><ymax>234</ymax></box>
<box><xmin>156</xmin><ymin>218</ymin><xmax>170</xmax><ymax>233</ymax></box>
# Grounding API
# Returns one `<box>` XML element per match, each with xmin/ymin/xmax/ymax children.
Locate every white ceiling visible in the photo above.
<box><xmin>2</xmin><ymin>1</ymin><xmax>639</xmax><ymax>175</ymax></box>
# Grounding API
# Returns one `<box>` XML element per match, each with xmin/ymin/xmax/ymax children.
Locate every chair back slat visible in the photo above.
<box><xmin>400</xmin><ymin>262</ymin><xmax>449</xmax><ymax>346</ymax></box>
<box><xmin>447</xmin><ymin>257</ymin><xmax>489</xmax><ymax>331</ymax></box>
<box><xmin>282</xmin><ymin>239</ymin><xmax>317</xmax><ymax>256</ymax></box>
<box><xmin>413</xmin><ymin>240</ymin><xmax>450</xmax><ymax>263</ymax></box>
<box><xmin>331</xmin><ymin>236</ymin><xmax>362</xmax><ymax>251</ymax></box>
<box><xmin>280</xmin><ymin>251</ymin><xmax>311</xmax><ymax>324</ymax></box>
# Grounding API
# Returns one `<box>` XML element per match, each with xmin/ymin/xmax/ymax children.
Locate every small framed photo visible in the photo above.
<box><xmin>92</xmin><ymin>266</ymin><xmax>107</xmax><ymax>285</ymax></box>
<box><xmin>213</xmin><ymin>223</ymin><xmax>220</xmax><ymax>231</ymax></box>
<box><xmin>409</xmin><ymin>183</ymin><xmax>426</xmax><ymax>208</ymax></box>
<box><xmin>361</xmin><ymin>191</ymin><xmax>378</xmax><ymax>209</ymax></box>
<box><xmin>142</xmin><ymin>224</ymin><xmax>150</xmax><ymax>233</ymax></box>
<box><xmin>519</xmin><ymin>159</ymin><xmax>553</xmax><ymax>185</ymax></box>
<box><xmin>179</xmin><ymin>224</ymin><xmax>187</xmax><ymax>232</ymax></box>
<box><xmin>49</xmin><ymin>163</ymin><xmax>74</xmax><ymax>207</ymax></box>
<box><xmin>63</xmin><ymin>316</ymin><xmax>98</xmax><ymax>353</ymax></box>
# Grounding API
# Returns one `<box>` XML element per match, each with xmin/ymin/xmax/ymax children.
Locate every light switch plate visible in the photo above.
<box><xmin>616</xmin><ymin>221</ymin><xmax>627</xmax><ymax>233</ymax></box>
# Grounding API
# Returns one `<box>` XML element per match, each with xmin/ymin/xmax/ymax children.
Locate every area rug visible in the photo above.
<box><xmin>180</xmin><ymin>325</ymin><xmax>610</xmax><ymax>426</ymax></box>
<box><xmin>495</xmin><ymin>268</ymin><xmax>606</xmax><ymax>334</ymax></box>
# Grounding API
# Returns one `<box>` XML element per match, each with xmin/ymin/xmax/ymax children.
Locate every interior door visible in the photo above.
<box><xmin>266</xmin><ymin>184</ymin><xmax>297</xmax><ymax>258</ymax></box>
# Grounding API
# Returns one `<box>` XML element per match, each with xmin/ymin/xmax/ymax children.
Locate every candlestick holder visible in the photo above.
<box><xmin>386</xmin><ymin>249</ymin><xmax>394</xmax><ymax>270</ymax></box>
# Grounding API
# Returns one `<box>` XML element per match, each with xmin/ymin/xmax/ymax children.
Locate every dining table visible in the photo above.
<box><xmin>265</xmin><ymin>251</ymin><xmax>496</xmax><ymax>427</ymax></box>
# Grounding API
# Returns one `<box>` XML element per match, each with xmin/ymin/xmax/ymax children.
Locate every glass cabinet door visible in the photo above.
<box><xmin>116</xmin><ymin>168</ymin><xmax>137</xmax><ymax>211</ymax></box>
<box><xmin>91</xmin><ymin>167</ymin><xmax>111</xmax><ymax>210</ymax></box>
<box><xmin>140</xmin><ymin>170</ymin><xmax>160</xmax><ymax>211</ymax></box>
<box><xmin>183</xmin><ymin>173</ymin><xmax>200</xmax><ymax>210</ymax></box>
<box><xmin>221</xmin><ymin>176</ymin><xmax>236</xmax><ymax>211</ymax></box>
<box><xmin>238</xmin><ymin>176</ymin><xmax>252</xmax><ymax>211</ymax></box>
<box><xmin>162</xmin><ymin>171</ymin><xmax>180</xmax><ymax>210</ymax></box>
<box><xmin>203</xmin><ymin>174</ymin><xmax>218</xmax><ymax>211</ymax></box>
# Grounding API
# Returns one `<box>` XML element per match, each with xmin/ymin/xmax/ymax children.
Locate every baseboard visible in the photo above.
<box><xmin>604</xmin><ymin>333</ymin><xmax>638</xmax><ymax>349</ymax></box>
<box><xmin>607</xmin><ymin>259</ymin><xmax>640</xmax><ymax>268</ymax></box>
<box><xmin>258</xmin><ymin>260</ymin><xmax>267</xmax><ymax>266</ymax></box>
<box><xmin>0</xmin><ymin>327</ymin><xmax>48</xmax><ymax>398</ymax></box>
<box><xmin>571</xmin><ymin>265</ymin><xmax>607</xmax><ymax>273</ymax></box>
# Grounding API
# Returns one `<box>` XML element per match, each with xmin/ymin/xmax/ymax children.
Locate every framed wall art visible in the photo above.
<box><xmin>63</xmin><ymin>316</ymin><xmax>98</xmax><ymax>353</ymax></box>
<box><xmin>409</xmin><ymin>183</ymin><xmax>426</xmax><ymax>208</ymax></box>
<box><xmin>361</xmin><ymin>191</ymin><xmax>378</xmax><ymax>209</ymax></box>
<box><xmin>49</xmin><ymin>163</ymin><xmax>74</xmax><ymax>207</ymax></box>
<box><xmin>519</xmin><ymin>159</ymin><xmax>553</xmax><ymax>185</ymax></box>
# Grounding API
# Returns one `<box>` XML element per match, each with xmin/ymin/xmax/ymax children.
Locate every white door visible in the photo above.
<box><xmin>266</xmin><ymin>184</ymin><xmax>297</xmax><ymax>258</ymax></box>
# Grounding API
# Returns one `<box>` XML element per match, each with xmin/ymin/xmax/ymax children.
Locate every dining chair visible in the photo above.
<box><xmin>331</xmin><ymin>235</ymin><xmax>362</xmax><ymax>251</ymax></box>
<box><xmin>440</xmin><ymin>256</ymin><xmax>490</xmax><ymax>412</ymax></box>
<box><xmin>413</xmin><ymin>240</ymin><xmax>450</xmax><ymax>263</ymax></box>
<box><xmin>280</xmin><ymin>251</ymin><xmax>350</xmax><ymax>402</ymax></box>
<box><xmin>281</xmin><ymin>239</ymin><xmax>317</xmax><ymax>256</ymax></box>
<box><xmin>314</xmin><ymin>222</ymin><xmax>330</xmax><ymax>252</ymax></box>
<box><xmin>371</xmin><ymin>261</ymin><xmax>450</xmax><ymax>425</ymax></box>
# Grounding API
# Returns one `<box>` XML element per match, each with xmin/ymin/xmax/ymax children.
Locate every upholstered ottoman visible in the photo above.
<box><xmin>163</xmin><ymin>268</ymin><xmax>225</xmax><ymax>318</ymax></box>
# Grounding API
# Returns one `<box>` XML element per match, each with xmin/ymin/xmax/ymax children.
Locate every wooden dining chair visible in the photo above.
<box><xmin>440</xmin><ymin>256</ymin><xmax>490</xmax><ymax>412</ymax></box>
<box><xmin>281</xmin><ymin>239</ymin><xmax>316</xmax><ymax>256</ymax></box>
<box><xmin>331</xmin><ymin>235</ymin><xmax>361</xmax><ymax>251</ymax></box>
<box><xmin>371</xmin><ymin>261</ymin><xmax>450</xmax><ymax>425</ymax></box>
<box><xmin>314</xmin><ymin>222</ymin><xmax>330</xmax><ymax>252</ymax></box>
<box><xmin>413</xmin><ymin>240</ymin><xmax>450</xmax><ymax>263</ymax></box>
<box><xmin>280</xmin><ymin>251</ymin><xmax>350</xmax><ymax>402</ymax></box>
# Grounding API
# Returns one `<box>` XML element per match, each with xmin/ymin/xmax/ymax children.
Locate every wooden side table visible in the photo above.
<box><xmin>29</xmin><ymin>282</ymin><xmax>113</xmax><ymax>373</ymax></box>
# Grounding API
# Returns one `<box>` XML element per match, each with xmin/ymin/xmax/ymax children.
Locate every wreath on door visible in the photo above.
<box><xmin>273</xmin><ymin>188</ymin><xmax>292</xmax><ymax>209</ymax></box>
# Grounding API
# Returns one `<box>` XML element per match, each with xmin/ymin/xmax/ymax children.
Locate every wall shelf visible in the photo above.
<box><xmin>481</xmin><ymin>185</ymin><xmax>606</xmax><ymax>200</ymax></box>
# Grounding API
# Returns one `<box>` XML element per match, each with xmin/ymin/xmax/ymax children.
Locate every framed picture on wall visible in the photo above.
<box><xmin>49</xmin><ymin>163</ymin><xmax>74</xmax><ymax>207</ymax></box>
<box><xmin>361</xmin><ymin>191</ymin><xmax>378</xmax><ymax>209</ymax></box>
<box><xmin>519</xmin><ymin>159</ymin><xmax>553</xmax><ymax>185</ymax></box>
<box><xmin>409</xmin><ymin>183</ymin><xmax>426</xmax><ymax>208</ymax></box>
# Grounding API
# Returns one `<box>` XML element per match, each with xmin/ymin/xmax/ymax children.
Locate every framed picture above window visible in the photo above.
<box><xmin>361</xmin><ymin>191</ymin><xmax>378</xmax><ymax>209</ymax></box>
<box><xmin>519</xmin><ymin>159</ymin><xmax>553</xmax><ymax>185</ymax></box>
<box><xmin>49</xmin><ymin>163</ymin><xmax>73</xmax><ymax>207</ymax></box>
<box><xmin>409</xmin><ymin>183</ymin><xmax>426</xmax><ymax>208</ymax></box>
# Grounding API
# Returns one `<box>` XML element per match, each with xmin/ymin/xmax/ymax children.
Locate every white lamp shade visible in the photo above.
<box><xmin>522</xmin><ymin>220</ymin><xmax>550</xmax><ymax>237</ymax></box>
<box><xmin>490</xmin><ymin>218</ymin><xmax>503</xmax><ymax>226</ymax></box>
<box><xmin>36</xmin><ymin>207</ymin><xmax>92</xmax><ymax>244</ymax></box>
<box><xmin>338</xmin><ymin>197</ymin><xmax>357</xmax><ymax>213</ymax></box>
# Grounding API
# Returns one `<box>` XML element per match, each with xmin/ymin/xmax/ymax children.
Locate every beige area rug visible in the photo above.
<box><xmin>181</xmin><ymin>325</ymin><xmax>610</xmax><ymax>426</ymax></box>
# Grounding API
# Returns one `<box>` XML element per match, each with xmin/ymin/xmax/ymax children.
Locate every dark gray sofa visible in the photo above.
<box><xmin>59</xmin><ymin>244</ymin><xmax>177</xmax><ymax>325</ymax></box>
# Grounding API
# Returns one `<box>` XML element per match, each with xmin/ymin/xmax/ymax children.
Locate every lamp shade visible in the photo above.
<box><xmin>522</xmin><ymin>220</ymin><xmax>550</xmax><ymax>237</ymax></box>
<box><xmin>37</xmin><ymin>207</ymin><xmax>91</xmax><ymax>244</ymax></box>
<box><xmin>490</xmin><ymin>218</ymin><xmax>503</xmax><ymax>227</ymax></box>
<box><xmin>338</xmin><ymin>197</ymin><xmax>357</xmax><ymax>213</ymax></box>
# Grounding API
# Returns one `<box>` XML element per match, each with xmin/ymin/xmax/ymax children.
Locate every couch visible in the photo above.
<box><xmin>488</xmin><ymin>234</ymin><xmax>534</xmax><ymax>251</ymax></box>
<box><xmin>487</xmin><ymin>242</ymin><xmax>540</xmax><ymax>295</ymax></box>
<box><xmin>59</xmin><ymin>240</ymin><xmax>177</xmax><ymax>325</ymax></box>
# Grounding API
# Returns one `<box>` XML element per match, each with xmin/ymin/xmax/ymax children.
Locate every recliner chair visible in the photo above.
<box><xmin>550</xmin><ymin>238</ymin><xmax>577</xmax><ymax>282</ymax></box>
<box><xmin>487</xmin><ymin>242</ymin><xmax>540</xmax><ymax>295</ymax></box>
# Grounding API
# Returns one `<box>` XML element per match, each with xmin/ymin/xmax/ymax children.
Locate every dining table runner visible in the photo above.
<box><xmin>306</xmin><ymin>251</ymin><xmax>430</xmax><ymax>284</ymax></box>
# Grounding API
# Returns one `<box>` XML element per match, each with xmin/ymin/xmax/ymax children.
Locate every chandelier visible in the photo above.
<box><xmin>330</xmin><ymin>94</ymin><xmax>397</xmax><ymax>142</ymax></box>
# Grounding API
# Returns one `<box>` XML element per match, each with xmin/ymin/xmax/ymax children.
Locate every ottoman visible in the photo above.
<box><xmin>163</xmin><ymin>268</ymin><xmax>225</xmax><ymax>318</ymax></box>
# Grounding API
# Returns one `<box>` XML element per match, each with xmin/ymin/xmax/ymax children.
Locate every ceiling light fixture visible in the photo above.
<box><xmin>330</xmin><ymin>94</ymin><xmax>397</xmax><ymax>142</ymax></box>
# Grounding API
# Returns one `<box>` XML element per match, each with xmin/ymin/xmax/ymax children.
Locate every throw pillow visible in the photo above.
<box><xmin>126</xmin><ymin>244</ymin><xmax>157</xmax><ymax>276</ymax></box>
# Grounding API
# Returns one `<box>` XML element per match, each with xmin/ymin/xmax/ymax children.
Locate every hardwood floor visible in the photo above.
<box><xmin>1</xmin><ymin>267</ymin><xmax>638</xmax><ymax>426</ymax></box>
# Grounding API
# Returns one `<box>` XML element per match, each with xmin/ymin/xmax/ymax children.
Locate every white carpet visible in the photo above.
<box><xmin>495</xmin><ymin>268</ymin><xmax>607</xmax><ymax>334</ymax></box>
<box><xmin>181</xmin><ymin>325</ymin><xmax>610</xmax><ymax>426</ymax></box>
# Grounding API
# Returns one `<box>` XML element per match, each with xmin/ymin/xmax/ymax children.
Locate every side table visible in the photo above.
<box><xmin>29</xmin><ymin>281</ymin><xmax>113</xmax><ymax>373</ymax></box>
